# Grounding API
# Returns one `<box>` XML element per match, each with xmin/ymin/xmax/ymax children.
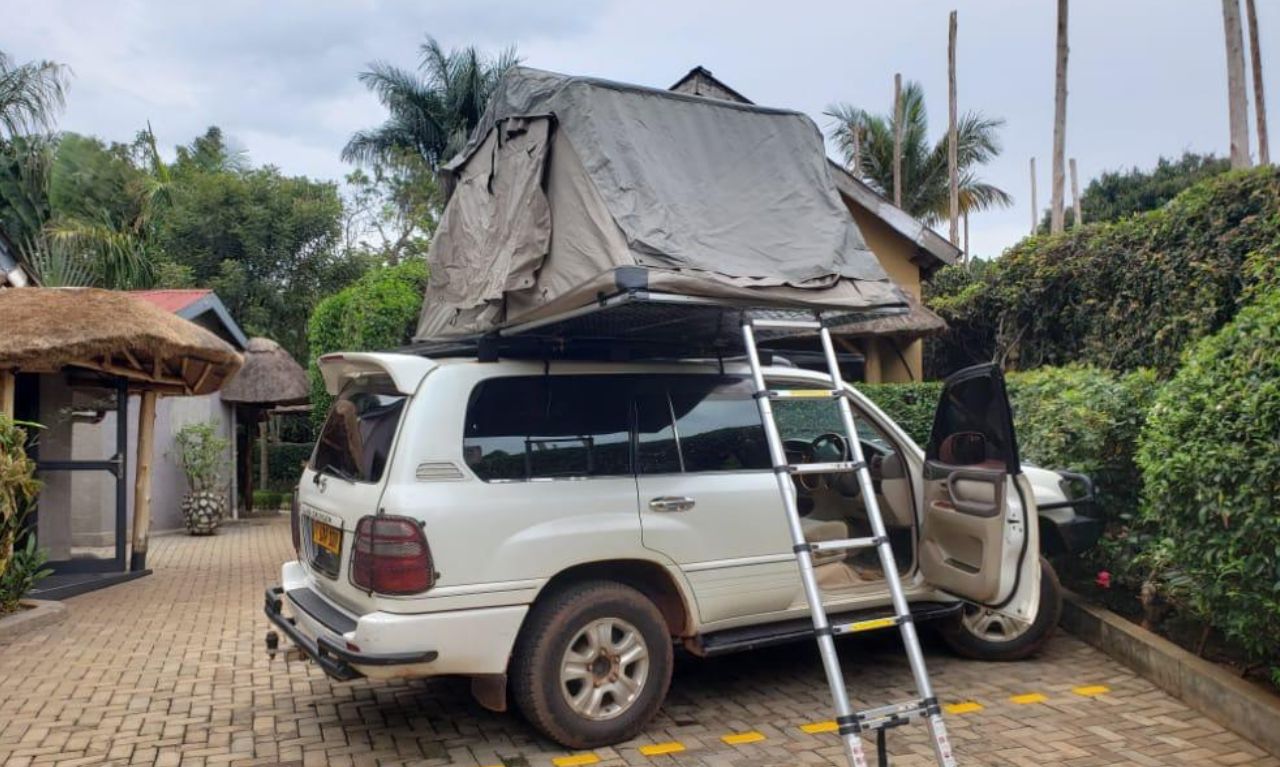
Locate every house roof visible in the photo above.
<box><xmin>667</xmin><ymin>66</ymin><xmax>959</xmax><ymax>275</ymax></box>
<box><xmin>130</xmin><ymin>289</ymin><xmax>248</xmax><ymax>350</ymax></box>
<box><xmin>0</xmin><ymin>287</ymin><xmax>243</xmax><ymax>395</ymax></box>
<box><xmin>219</xmin><ymin>337</ymin><xmax>309</xmax><ymax>406</ymax></box>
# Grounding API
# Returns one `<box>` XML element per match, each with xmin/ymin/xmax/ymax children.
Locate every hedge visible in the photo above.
<box><xmin>861</xmin><ymin>365</ymin><xmax>1153</xmax><ymax>523</ymax></box>
<box><xmin>1136</xmin><ymin>286</ymin><xmax>1280</xmax><ymax>671</ymax></box>
<box><xmin>926</xmin><ymin>166</ymin><xmax>1280</xmax><ymax>378</ymax></box>
<box><xmin>307</xmin><ymin>259</ymin><xmax>428</xmax><ymax>425</ymax></box>
<box><xmin>251</xmin><ymin>441</ymin><xmax>314</xmax><ymax>492</ymax></box>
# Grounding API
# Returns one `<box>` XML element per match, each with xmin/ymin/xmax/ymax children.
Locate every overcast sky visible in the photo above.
<box><xmin>4</xmin><ymin>0</ymin><xmax>1276</xmax><ymax>257</ymax></box>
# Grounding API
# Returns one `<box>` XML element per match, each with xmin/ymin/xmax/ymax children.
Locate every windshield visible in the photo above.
<box><xmin>311</xmin><ymin>375</ymin><xmax>406</xmax><ymax>483</ymax></box>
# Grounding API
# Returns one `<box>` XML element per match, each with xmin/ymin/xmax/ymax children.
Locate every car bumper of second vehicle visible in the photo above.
<box><xmin>263</xmin><ymin>561</ymin><xmax>528</xmax><ymax>681</ymax></box>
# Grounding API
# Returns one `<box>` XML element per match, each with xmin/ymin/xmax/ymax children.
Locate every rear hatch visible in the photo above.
<box><xmin>296</xmin><ymin>353</ymin><xmax>434</xmax><ymax>614</ymax></box>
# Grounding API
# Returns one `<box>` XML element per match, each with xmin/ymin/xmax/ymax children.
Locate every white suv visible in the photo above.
<box><xmin>265</xmin><ymin>352</ymin><xmax>1093</xmax><ymax>748</ymax></box>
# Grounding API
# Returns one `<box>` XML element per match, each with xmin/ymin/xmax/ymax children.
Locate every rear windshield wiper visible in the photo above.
<box><xmin>317</xmin><ymin>462</ymin><xmax>359</xmax><ymax>484</ymax></box>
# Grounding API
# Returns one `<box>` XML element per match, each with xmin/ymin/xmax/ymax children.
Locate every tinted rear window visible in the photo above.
<box><xmin>636</xmin><ymin>376</ymin><xmax>770</xmax><ymax>474</ymax></box>
<box><xmin>311</xmin><ymin>376</ymin><xmax>406</xmax><ymax>483</ymax></box>
<box><xmin>464</xmin><ymin>376</ymin><xmax>631</xmax><ymax>481</ymax></box>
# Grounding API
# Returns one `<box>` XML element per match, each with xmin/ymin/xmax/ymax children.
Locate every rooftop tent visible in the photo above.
<box><xmin>414</xmin><ymin>67</ymin><xmax>907</xmax><ymax>344</ymax></box>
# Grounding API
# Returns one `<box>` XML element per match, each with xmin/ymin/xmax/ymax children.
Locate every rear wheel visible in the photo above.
<box><xmin>941</xmin><ymin>556</ymin><xmax>1062</xmax><ymax>661</ymax></box>
<box><xmin>511</xmin><ymin>581</ymin><xmax>673</xmax><ymax>748</ymax></box>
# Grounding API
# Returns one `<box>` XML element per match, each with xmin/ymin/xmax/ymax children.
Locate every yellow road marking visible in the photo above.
<box><xmin>847</xmin><ymin>617</ymin><xmax>897</xmax><ymax>633</ymax></box>
<box><xmin>1073</xmin><ymin>685</ymin><xmax>1110</xmax><ymax>697</ymax></box>
<box><xmin>722</xmin><ymin>731</ymin><xmax>766</xmax><ymax>745</ymax></box>
<box><xmin>944</xmin><ymin>701</ymin><xmax>984</xmax><ymax>714</ymax></box>
<box><xmin>800</xmin><ymin>720</ymin><xmax>838</xmax><ymax>734</ymax></box>
<box><xmin>1010</xmin><ymin>693</ymin><xmax>1048</xmax><ymax>705</ymax></box>
<box><xmin>638</xmin><ymin>742</ymin><xmax>685</xmax><ymax>756</ymax></box>
<box><xmin>553</xmin><ymin>755</ymin><xmax>601</xmax><ymax>766</ymax></box>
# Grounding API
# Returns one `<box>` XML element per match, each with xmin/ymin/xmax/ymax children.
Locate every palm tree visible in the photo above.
<box><xmin>827</xmin><ymin>81</ymin><xmax>1012</xmax><ymax>229</ymax></box>
<box><xmin>0</xmin><ymin>50</ymin><xmax>68</xmax><ymax>140</ymax></box>
<box><xmin>342</xmin><ymin>37</ymin><xmax>519</xmax><ymax>171</ymax></box>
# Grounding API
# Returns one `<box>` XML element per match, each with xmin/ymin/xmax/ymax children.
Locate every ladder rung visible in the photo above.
<box><xmin>765</xmin><ymin>388</ymin><xmax>843</xmax><ymax>400</ymax></box>
<box><xmin>855</xmin><ymin>699</ymin><xmax>933</xmax><ymax>732</ymax></box>
<box><xmin>778</xmin><ymin>460</ymin><xmax>866</xmax><ymax>476</ymax></box>
<box><xmin>831</xmin><ymin>614</ymin><xmax>906</xmax><ymax>635</ymax></box>
<box><xmin>809</xmin><ymin>536</ymin><xmax>884</xmax><ymax>554</ymax></box>
<box><xmin>749</xmin><ymin>318</ymin><xmax>822</xmax><ymax>330</ymax></box>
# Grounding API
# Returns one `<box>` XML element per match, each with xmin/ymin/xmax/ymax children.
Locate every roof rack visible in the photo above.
<box><xmin>402</xmin><ymin>289</ymin><xmax>902</xmax><ymax>362</ymax></box>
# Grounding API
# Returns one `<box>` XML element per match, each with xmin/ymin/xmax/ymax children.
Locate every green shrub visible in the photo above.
<box><xmin>0</xmin><ymin>415</ymin><xmax>44</xmax><ymax>612</ymax></box>
<box><xmin>859</xmin><ymin>381</ymin><xmax>943</xmax><ymax>445</ymax></box>
<box><xmin>861</xmin><ymin>366</ymin><xmax>1153</xmax><ymax>523</ymax></box>
<box><xmin>0</xmin><ymin>536</ymin><xmax>52</xmax><ymax>614</ymax></box>
<box><xmin>1135</xmin><ymin>287</ymin><xmax>1280</xmax><ymax>670</ymax></box>
<box><xmin>251</xmin><ymin>490</ymin><xmax>290</xmax><ymax>510</ymax></box>
<box><xmin>251</xmin><ymin>441</ymin><xmax>314</xmax><ymax>491</ymax></box>
<box><xmin>307</xmin><ymin>259</ymin><xmax>428</xmax><ymax>425</ymax></box>
<box><xmin>927</xmin><ymin>166</ymin><xmax>1280</xmax><ymax>377</ymax></box>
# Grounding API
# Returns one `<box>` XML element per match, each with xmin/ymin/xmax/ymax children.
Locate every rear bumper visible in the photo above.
<box><xmin>264</xmin><ymin>586</ymin><xmax>437</xmax><ymax>681</ymax></box>
<box><xmin>265</xmin><ymin>561</ymin><xmax>529</xmax><ymax>680</ymax></box>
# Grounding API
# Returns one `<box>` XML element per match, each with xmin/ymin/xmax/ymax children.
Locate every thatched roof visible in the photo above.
<box><xmin>833</xmin><ymin>291</ymin><xmax>947</xmax><ymax>339</ymax></box>
<box><xmin>0</xmin><ymin>288</ymin><xmax>243</xmax><ymax>395</ymax></box>
<box><xmin>219</xmin><ymin>337</ymin><xmax>309</xmax><ymax>406</ymax></box>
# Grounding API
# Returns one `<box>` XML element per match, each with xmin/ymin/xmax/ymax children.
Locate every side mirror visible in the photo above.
<box><xmin>939</xmin><ymin>431</ymin><xmax>988</xmax><ymax>465</ymax></box>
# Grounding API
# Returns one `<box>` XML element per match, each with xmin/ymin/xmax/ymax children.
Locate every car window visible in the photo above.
<box><xmin>312</xmin><ymin>375</ymin><xmax>406</xmax><ymax>483</ymax></box>
<box><xmin>772</xmin><ymin>394</ymin><xmax>892</xmax><ymax>452</ymax></box>
<box><xmin>637</xmin><ymin>376</ymin><xmax>770</xmax><ymax>474</ymax></box>
<box><xmin>463</xmin><ymin>375</ymin><xmax>631</xmax><ymax>481</ymax></box>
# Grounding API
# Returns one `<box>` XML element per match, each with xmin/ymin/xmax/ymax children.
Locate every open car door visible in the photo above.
<box><xmin>920</xmin><ymin>364</ymin><xmax>1040</xmax><ymax>624</ymax></box>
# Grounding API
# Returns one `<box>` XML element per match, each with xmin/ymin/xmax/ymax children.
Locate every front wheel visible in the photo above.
<box><xmin>511</xmin><ymin>581</ymin><xmax>673</xmax><ymax>749</ymax></box>
<box><xmin>941</xmin><ymin>556</ymin><xmax>1063</xmax><ymax>661</ymax></box>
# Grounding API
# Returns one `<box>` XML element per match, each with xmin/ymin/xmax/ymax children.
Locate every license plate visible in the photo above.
<box><xmin>310</xmin><ymin>520</ymin><xmax>342</xmax><ymax>554</ymax></box>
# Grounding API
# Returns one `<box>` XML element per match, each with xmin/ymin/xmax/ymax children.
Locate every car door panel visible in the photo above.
<box><xmin>634</xmin><ymin>376</ymin><xmax>799</xmax><ymax>625</ymax></box>
<box><xmin>920</xmin><ymin>364</ymin><xmax>1039</xmax><ymax>623</ymax></box>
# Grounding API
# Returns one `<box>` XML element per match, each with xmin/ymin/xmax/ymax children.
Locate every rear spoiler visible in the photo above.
<box><xmin>317</xmin><ymin>353</ymin><xmax>437</xmax><ymax>396</ymax></box>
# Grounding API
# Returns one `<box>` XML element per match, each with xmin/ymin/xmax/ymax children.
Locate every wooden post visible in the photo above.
<box><xmin>1245</xmin><ymin>0</ymin><xmax>1269</xmax><ymax>165</ymax></box>
<box><xmin>893</xmin><ymin>73</ymin><xmax>904</xmax><ymax>208</ymax></box>
<box><xmin>948</xmin><ymin>10</ymin><xmax>960</xmax><ymax>247</ymax></box>
<box><xmin>1030</xmin><ymin>157</ymin><xmax>1038</xmax><ymax>234</ymax></box>
<box><xmin>259</xmin><ymin>418</ymin><xmax>270</xmax><ymax>503</ymax></box>
<box><xmin>1223</xmin><ymin>0</ymin><xmax>1251</xmax><ymax>168</ymax></box>
<box><xmin>1050</xmin><ymin>0</ymin><xmax>1070</xmax><ymax>233</ymax></box>
<box><xmin>129</xmin><ymin>390</ymin><xmax>158</xmax><ymax>572</ymax></box>
<box><xmin>0</xmin><ymin>370</ymin><xmax>14</xmax><ymax>419</ymax></box>
<box><xmin>1070</xmin><ymin>158</ymin><xmax>1082</xmax><ymax>228</ymax></box>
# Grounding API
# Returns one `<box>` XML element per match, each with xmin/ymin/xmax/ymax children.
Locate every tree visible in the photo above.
<box><xmin>1222</xmin><ymin>0</ymin><xmax>1251</xmax><ymax>168</ymax></box>
<box><xmin>342</xmin><ymin>36</ymin><xmax>518</xmax><ymax>171</ymax></box>
<box><xmin>342</xmin><ymin>151</ymin><xmax>440</xmax><ymax>266</ymax></box>
<box><xmin>1245</xmin><ymin>0</ymin><xmax>1270</xmax><ymax>165</ymax></box>
<box><xmin>828</xmin><ymin>81</ymin><xmax>1012</xmax><ymax>227</ymax></box>
<box><xmin>0</xmin><ymin>50</ymin><xmax>68</xmax><ymax>140</ymax></box>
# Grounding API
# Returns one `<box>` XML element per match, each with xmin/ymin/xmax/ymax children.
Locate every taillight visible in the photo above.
<box><xmin>289</xmin><ymin>491</ymin><xmax>301</xmax><ymax>553</ymax></box>
<box><xmin>350</xmin><ymin>515</ymin><xmax>434</xmax><ymax>595</ymax></box>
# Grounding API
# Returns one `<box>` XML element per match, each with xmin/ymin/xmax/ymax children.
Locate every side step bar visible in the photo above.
<box><xmin>697</xmin><ymin>602</ymin><xmax>963</xmax><ymax>657</ymax></box>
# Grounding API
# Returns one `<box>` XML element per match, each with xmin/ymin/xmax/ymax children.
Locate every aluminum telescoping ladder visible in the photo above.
<box><xmin>741</xmin><ymin>318</ymin><xmax>958</xmax><ymax>767</ymax></box>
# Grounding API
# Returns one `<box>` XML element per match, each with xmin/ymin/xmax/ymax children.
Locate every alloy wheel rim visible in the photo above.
<box><xmin>960</xmin><ymin>605</ymin><xmax>1032</xmax><ymax>642</ymax></box>
<box><xmin>559</xmin><ymin>617</ymin><xmax>650</xmax><ymax>721</ymax></box>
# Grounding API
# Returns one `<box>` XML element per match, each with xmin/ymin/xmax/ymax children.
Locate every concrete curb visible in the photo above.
<box><xmin>1061</xmin><ymin>590</ymin><xmax>1280</xmax><ymax>757</ymax></box>
<box><xmin>0</xmin><ymin>599</ymin><xmax>68</xmax><ymax>640</ymax></box>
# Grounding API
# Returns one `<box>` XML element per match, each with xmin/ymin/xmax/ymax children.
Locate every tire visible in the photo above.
<box><xmin>511</xmin><ymin>581</ymin><xmax>673</xmax><ymax>749</ymax></box>
<box><xmin>941</xmin><ymin>557</ymin><xmax>1063</xmax><ymax>661</ymax></box>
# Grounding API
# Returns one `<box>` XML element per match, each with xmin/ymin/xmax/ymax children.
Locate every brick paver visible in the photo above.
<box><xmin>1</xmin><ymin>518</ymin><xmax>1274</xmax><ymax>767</ymax></box>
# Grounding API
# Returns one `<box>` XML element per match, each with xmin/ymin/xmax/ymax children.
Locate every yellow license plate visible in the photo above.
<box><xmin>310</xmin><ymin>520</ymin><xmax>341</xmax><ymax>554</ymax></box>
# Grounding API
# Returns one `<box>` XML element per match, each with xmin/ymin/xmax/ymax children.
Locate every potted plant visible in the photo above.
<box><xmin>173</xmin><ymin>421</ymin><xmax>230</xmax><ymax>535</ymax></box>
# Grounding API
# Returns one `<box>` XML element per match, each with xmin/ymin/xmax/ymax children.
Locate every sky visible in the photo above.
<box><xmin>4</xmin><ymin>0</ymin><xmax>1277</xmax><ymax>258</ymax></box>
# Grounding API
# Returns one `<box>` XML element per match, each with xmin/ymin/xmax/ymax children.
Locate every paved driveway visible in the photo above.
<box><xmin>1</xmin><ymin>518</ymin><xmax>1274</xmax><ymax>767</ymax></box>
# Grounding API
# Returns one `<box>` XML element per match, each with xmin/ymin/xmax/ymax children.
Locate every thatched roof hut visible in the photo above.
<box><xmin>220</xmin><ymin>337</ymin><xmax>308</xmax><ymax>406</ymax></box>
<box><xmin>833</xmin><ymin>291</ymin><xmax>947</xmax><ymax>340</ymax></box>
<box><xmin>0</xmin><ymin>287</ymin><xmax>243</xmax><ymax>395</ymax></box>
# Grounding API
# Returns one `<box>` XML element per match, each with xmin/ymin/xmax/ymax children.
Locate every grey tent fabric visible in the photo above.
<box><xmin>416</xmin><ymin>67</ymin><xmax>905</xmax><ymax>340</ymax></box>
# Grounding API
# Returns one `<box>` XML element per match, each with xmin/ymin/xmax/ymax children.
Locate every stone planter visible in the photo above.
<box><xmin>182</xmin><ymin>490</ymin><xmax>225</xmax><ymax>535</ymax></box>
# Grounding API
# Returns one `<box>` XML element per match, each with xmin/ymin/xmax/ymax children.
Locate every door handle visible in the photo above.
<box><xmin>648</xmin><ymin>496</ymin><xmax>695</xmax><ymax>512</ymax></box>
